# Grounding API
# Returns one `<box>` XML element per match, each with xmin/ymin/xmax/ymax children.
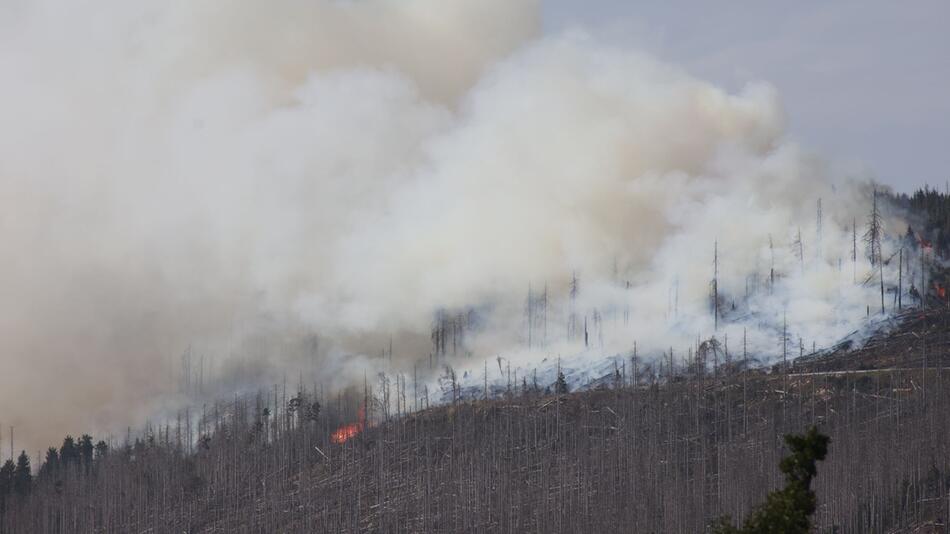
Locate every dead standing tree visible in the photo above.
<box><xmin>430</xmin><ymin>309</ymin><xmax>472</xmax><ymax>365</ymax></box>
<box><xmin>567</xmin><ymin>271</ymin><xmax>579</xmax><ymax>341</ymax></box>
<box><xmin>852</xmin><ymin>217</ymin><xmax>858</xmax><ymax>283</ymax></box>
<box><xmin>712</xmin><ymin>240</ymin><xmax>720</xmax><ymax>331</ymax></box>
<box><xmin>816</xmin><ymin>197</ymin><xmax>823</xmax><ymax>261</ymax></box>
<box><xmin>524</xmin><ymin>283</ymin><xmax>548</xmax><ymax>350</ymax></box>
<box><xmin>769</xmin><ymin>234</ymin><xmax>775</xmax><ymax>294</ymax></box>
<box><xmin>864</xmin><ymin>189</ymin><xmax>885</xmax><ymax>314</ymax></box>
<box><xmin>792</xmin><ymin>227</ymin><xmax>805</xmax><ymax>274</ymax></box>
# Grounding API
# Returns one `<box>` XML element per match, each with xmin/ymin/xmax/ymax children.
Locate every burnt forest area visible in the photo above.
<box><xmin>4</xmin><ymin>189</ymin><xmax>950</xmax><ymax>533</ymax></box>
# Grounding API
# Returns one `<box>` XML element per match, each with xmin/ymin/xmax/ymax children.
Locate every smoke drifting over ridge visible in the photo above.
<box><xmin>0</xmin><ymin>0</ymin><xmax>904</xmax><ymax>450</ymax></box>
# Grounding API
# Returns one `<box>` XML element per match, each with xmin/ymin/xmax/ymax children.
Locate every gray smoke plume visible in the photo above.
<box><xmin>0</xmin><ymin>0</ymin><xmax>906</xmax><ymax>452</ymax></box>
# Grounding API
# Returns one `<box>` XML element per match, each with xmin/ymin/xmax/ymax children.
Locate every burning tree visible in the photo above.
<box><xmin>330</xmin><ymin>407</ymin><xmax>365</xmax><ymax>445</ymax></box>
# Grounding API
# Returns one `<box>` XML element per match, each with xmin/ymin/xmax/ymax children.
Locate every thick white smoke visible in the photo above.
<box><xmin>0</xmin><ymin>0</ymin><xmax>906</xmax><ymax>450</ymax></box>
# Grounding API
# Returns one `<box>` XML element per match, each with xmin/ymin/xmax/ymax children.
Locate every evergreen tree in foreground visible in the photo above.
<box><xmin>714</xmin><ymin>426</ymin><xmax>829</xmax><ymax>534</ymax></box>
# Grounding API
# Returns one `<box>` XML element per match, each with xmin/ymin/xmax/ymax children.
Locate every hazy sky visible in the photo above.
<box><xmin>543</xmin><ymin>0</ymin><xmax>949</xmax><ymax>193</ymax></box>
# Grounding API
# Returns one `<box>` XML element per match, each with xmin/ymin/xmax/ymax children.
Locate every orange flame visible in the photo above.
<box><xmin>331</xmin><ymin>406</ymin><xmax>365</xmax><ymax>444</ymax></box>
<box><xmin>934</xmin><ymin>283</ymin><xmax>946</xmax><ymax>299</ymax></box>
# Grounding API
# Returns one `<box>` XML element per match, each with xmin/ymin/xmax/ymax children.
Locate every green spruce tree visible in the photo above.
<box><xmin>59</xmin><ymin>435</ymin><xmax>78</xmax><ymax>469</ymax></box>
<box><xmin>714</xmin><ymin>426</ymin><xmax>829</xmax><ymax>534</ymax></box>
<box><xmin>79</xmin><ymin>435</ymin><xmax>94</xmax><ymax>465</ymax></box>
<box><xmin>39</xmin><ymin>447</ymin><xmax>59</xmax><ymax>479</ymax></box>
<box><xmin>13</xmin><ymin>451</ymin><xmax>32</xmax><ymax>496</ymax></box>
<box><xmin>94</xmin><ymin>440</ymin><xmax>109</xmax><ymax>460</ymax></box>
<box><xmin>555</xmin><ymin>370</ymin><xmax>569</xmax><ymax>395</ymax></box>
<box><xmin>0</xmin><ymin>459</ymin><xmax>14</xmax><ymax>514</ymax></box>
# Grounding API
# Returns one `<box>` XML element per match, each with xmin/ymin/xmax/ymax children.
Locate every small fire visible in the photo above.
<box><xmin>934</xmin><ymin>283</ymin><xmax>946</xmax><ymax>300</ymax></box>
<box><xmin>331</xmin><ymin>406</ymin><xmax>365</xmax><ymax>444</ymax></box>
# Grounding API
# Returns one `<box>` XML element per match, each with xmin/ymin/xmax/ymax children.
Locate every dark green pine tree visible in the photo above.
<box><xmin>94</xmin><ymin>440</ymin><xmax>109</xmax><ymax>460</ymax></box>
<box><xmin>13</xmin><ymin>451</ymin><xmax>32</xmax><ymax>496</ymax></box>
<box><xmin>0</xmin><ymin>459</ymin><xmax>14</xmax><ymax>514</ymax></box>
<box><xmin>79</xmin><ymin>434</ymin><xmax>94</xmax><ymax>470</ymax></box>
<box><xmin>39</xmin><ymin>447</ymin><xmax>59</xmax><ymax>479</ymax></box>
<box><xmin>714</xmin><ymin>426</ymin><xmax>830</xmax><ymax>534</ymax></box>
<box><xmin>0</xmin><ymin>460</ymin><xmax>12</xmax><ymax>492</ymax></box>
<box><xmin>60</xmin><ymin>435</ymin><xmax>78</xmax><ymax>468</ymax></box>
<box><xmin>555</xmin><ymin>370</ymin><xmax>569</xmax><ymax>395</ymax></box>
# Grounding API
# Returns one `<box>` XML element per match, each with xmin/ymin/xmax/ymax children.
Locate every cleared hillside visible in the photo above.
<box><xmin>3</xmin><ymin>308</ymin><xmax>950</xmax><ymax>533</ymax></box>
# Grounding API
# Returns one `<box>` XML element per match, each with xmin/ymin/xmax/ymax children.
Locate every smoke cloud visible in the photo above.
<box><xmin>0</xmin><ymin>0</ymin><xmax>905</xmax><ymax>451</ymax></box>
